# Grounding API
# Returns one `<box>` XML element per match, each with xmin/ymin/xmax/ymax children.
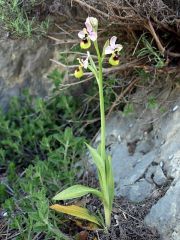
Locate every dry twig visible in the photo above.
<box><xmin>107</xmin><ymin>78</ymin><xmax>139</xmax><ymax>117</ymax></box>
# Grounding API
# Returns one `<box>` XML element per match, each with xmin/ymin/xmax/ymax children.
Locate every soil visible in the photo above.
<box><xmin>96</xmin><ymin>197</ymin><xmax>160</xmax><ymax>240</ymax></box>
<box><xmin>0</xmin><ymin>170</ymin><xmax>161</xmax><ymax>240</ymax></box>
<box><xmin>59</xmin><ymin>196</ymin><xmax>160</xmax><ymax>240</ymax></box>
<box><xmin>58</xmin><ymin>173</ymin><xmax>161</xmax><ymax>240</ymax></box>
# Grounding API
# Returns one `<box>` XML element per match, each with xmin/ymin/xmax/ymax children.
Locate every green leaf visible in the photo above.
<box><xmin>50</xmin><ymin>204</ymin><xmax>101</xmax><ymax>226</ymax></box>
<box><xmin>52</xmin><ymin>185</ymin><xmax>102</xmax><ymax>201</ymax></box>
<box><xmin>106</xmin><ymin>155</ymin><xmax>114</xmax><ymax>208</ymax></box>
<box><xmin>97</xmin><ymin>143</ymin><xmax>101</xmax><ymax>155</ymax></box>
<box><xmin>86</xmin><ymin>144</ymin><xmax>107</xmax><ymax>203</ymax></box>
<box><xmin>88</xmin><ymin>52</ymin><xmax>97</xmax><ymax>72</ymax></box>
<box><xmin>102</xmin><ymin>39</ymin><xmax>109</xmax><ymax>60</ymax></box>
<box><xmin>88</xmin><ymin>65</ymin><xmax>98</xmax><ymax>81</ymax></box>
<box><xmin>64</xmin><ymin>127</ymin><xmax>73</xmax><ymax>141</ymax></box>
<box><xmin>85</xmin><ymin>143</ymin><xmax>104</xmax><ymax>172</ymax></box>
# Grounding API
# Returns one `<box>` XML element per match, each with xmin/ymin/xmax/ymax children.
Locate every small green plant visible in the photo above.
<box><xmin>123</xmin><ymin>103</ymin><xmax>134</xmax><ymax>116</ymax></box>
<box><xmin>0</xmin><ymin>0</ymin><xmax>50</xmax><ymax>37</ymax></box>
<box><xmin>3</xmin><ymin>160</ymin><xmax>72</xmax><ymax>240</ymax></box>
<box><xmin>135</xmin><ymin>69</ymin><xmax>151</xmax><ymax>82</ymax></box>
<box><xmin>50</xmin><ymin>17</ymin><xmax>123</xmax><ymax>229</ymax></box>
<box><xmin>147</xmin><ymin>96</ymin><xmax>158</xmax><ymax>109</ymax></box>
<box><xmin>1</xmin><ymin>89</ymin><xmax>87</xmax><ymax>239</ymax></box>
<box><xmin>137</xmin><ymin>36</ymin><xmax>165</xmax><ymax>68</ymax></box>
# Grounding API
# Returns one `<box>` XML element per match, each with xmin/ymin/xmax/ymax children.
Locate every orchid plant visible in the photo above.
<box><xmin>50</xmin><ymin>17</ymin><xmax>123</xmax><ymax>229</ymax></box>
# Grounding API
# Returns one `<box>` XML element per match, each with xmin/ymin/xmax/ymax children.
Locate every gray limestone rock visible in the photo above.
<box><xmin>95</xmin><ymin>111</ymin><xmax>158</xmax><ymax>202</ymax></box>
<box><xmin>145</xmin><ymin>180</ymin><xmax>180</xmax><ymax>240</ymax></box>
<box><xmin>145</xmin><ymin>164</ymin><xmax>167</xmax><ymax>186</ymax></box>
<box><xmin>153</xmin><ymin>165</ymin><xmax>167</xmax><ymax>186</ymax></box>
<box><xmin>93</xmin><ymin>96</ymin><xmax>180</xmax><ymax>239</ymax></box>
<box><xmin>120</xmin><ymin>179</ymin><xmax>155</xmax><ymax>202</ymax></box>
<box><xmin>0</xmin><ymin>39</ymin><xmax>55</xmax><ymax>111</ymax></box>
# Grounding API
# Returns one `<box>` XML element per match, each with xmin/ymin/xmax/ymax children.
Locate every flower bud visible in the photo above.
<box><xmin>86</xmin><ymin>17</ymin><xmax>98</xmax><ymax>30</ymax></box>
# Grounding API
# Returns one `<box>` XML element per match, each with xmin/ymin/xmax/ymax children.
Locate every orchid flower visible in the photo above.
<box><xmin>105</xmin><ymin>36</ymin><xmax>123</xmax><ymax>55</ymax></box>
<box><xmin>78</xmin><ymin>52</ymin><xmax>89</xmax><ymax>69</ymax></box>
<box><xmin>78</xmin><ymin>17</ymin><xmax>98</xmax><ymax>49</ymax></box>
<box><xmin>105</xmin><ymin>36</ymin><xmax>123</xmax><ymax>65</ymax></box>
<box><xmin>74</xmin><ymin>53</ymin><xmax>89</xmax><ymax>79</ymax></box>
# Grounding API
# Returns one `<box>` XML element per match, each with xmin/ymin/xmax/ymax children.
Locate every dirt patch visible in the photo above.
<box><xmin>0</xmin><ymin>170</ymin><xmax>161</xmax><ymax>240</ymax></box>
<box><xmin>89</xmin><ymin>197</ymin><xmax>160</xmax><ymax>240</ymax></box>
<box><xmin>58</xmin><ymin>196</ymin><xmax>160</xmax><ymax>240</ymax></box>
<box><xmin>54</xmin><ymin>172</ymin><xmax>161</xmax><ymax>240</ymax></box>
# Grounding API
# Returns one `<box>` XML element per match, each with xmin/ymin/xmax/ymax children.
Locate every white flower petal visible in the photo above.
<box><xmin>105</xmin><ymin>46</ymin><xmax>114</xmax><ymax>55</ymax></box>
<box><xmin>83</xmin><ymin>52</ymin><xmax>90</xmax><ymax>69</ymax></box>
<box><xmin>78</xmin><ymin>30</ymin><xmax>85</xmax><ymax>39</ymax></box>
<box><xmin>115</xmin><ymin>44</ymin><xmax>123</xmax><ymax>52</ymax></box>
<box><xmin>86</xmin><ymin>17</ymin><xmax>98</xmax><ymax>29</ymax></box>
<box><xmin>110</xmin><ymin>36</ymin><xmax>117</xmax><ymax>48</ymax></box>
<box><xmin>89</xmin><ymin>31</ymin><xmax>97</xmax><ymax>41</ymax></box>
<box><xmin>85</xmin><ymin>21</ymin><xmax>92</xmax><ymax>33</ymax></box>
<box><xmin>83</xmin><ymin>58</ymin><xmax>89</xmax><ymax>69</ymax></box>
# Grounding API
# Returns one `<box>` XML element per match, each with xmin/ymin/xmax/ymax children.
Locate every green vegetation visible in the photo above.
<box><xmin>0</xmin><ymin>59</ymin><xmax>126</xmax><ymax>237</ymax></box>
<box><xmin>147</xmin><ymin>96</ymin><xmax>158</xmax><ymax>109</ymax></box>
<box><xmin>0</xmin><ymin>0</ymin><xmax>50</xmax><ymax>37</ymax></box>
<box><xmin>137</xmin><ymin>36</ymin><xmax>165</xmax><ymax>68</ymax></box>
<box><xmin>0</xmin><ymin>74</ymin><xmax>87</xmax><ymax>238</ymax></box>
<box><xmin>0</xmin><ymin>32</ymin><xmax>166</xmax><ymax>236</ymax></box>
<box><xmin>123</xmin><ymin>103</ymin><xmax>134</xmax><ymax>116</ymax></box>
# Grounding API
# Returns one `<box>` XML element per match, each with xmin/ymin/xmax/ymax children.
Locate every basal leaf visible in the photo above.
<box><xmin>85</xmin><ymin>143</ymin><xmax>104</xmax><ymax>172</ymax></box>
<box><xmin>86</xmin><ymin>144</ymin><xmax>107</xmax><ymax>203</ymax></box>
<box><xmin>106</xmin><ymin>155</ymin><xmax>114</xmax><ymax>208</ymax></box>
<box><xmin>97</xmin><ymin>143</ymin><xmax>101</xmax><ymax>156</ymax></box>
<box><xmin>53</xmin><ymin>185</ymin><xmax>102</xmax><ymax>201</ymax></box>
<box><xmin>50</xmin><ymin>204</ymin><xmax>101</xmax><ymax>226</ymax></box>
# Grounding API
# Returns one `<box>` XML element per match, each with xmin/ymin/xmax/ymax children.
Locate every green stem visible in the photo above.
<box><xmin>94</xmin><ymin>41</ymin><xmax>106</xmax><ymax>159</ymax></box>
<box><xmin>104</xmin><ymin>204</ymin><xmax>111</xmax><ymax>228</ymax></box>
<box><xmin>94</xmin><ymin>40</ymin><xmax>112</xmax><ymax>228</ymax></box>
<box><xmin>99</xmin><ymin>61</ymin><xmax>106</xmax><ymax>160</ymax></box>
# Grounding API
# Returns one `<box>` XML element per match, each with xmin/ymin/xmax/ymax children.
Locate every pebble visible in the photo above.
<box><xmin>172</xmin><ymin>105</ymin><xmax>179</xmax><ymax>112</ymax></box>
<box><xmin>168</xmin><ymin>154</ymin><xmax>174</xmax><ymax>160</ymax></box>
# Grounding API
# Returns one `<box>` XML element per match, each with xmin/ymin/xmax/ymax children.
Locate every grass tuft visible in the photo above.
<box><xmin>0</xmin><ymin>0</ymin><xmax>51</xmax><ymax>37</ymax></box>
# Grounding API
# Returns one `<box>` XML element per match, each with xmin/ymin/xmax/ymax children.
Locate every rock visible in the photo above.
<box><xmin>153</xmin><ymin>165</ymin><xmax>167</xmax><ymax>186</ymax></box>
<box><xmin>96</xmin><ymin>97</ymin><xmax>180</xmax><ymax>201</ymax></box>
<box><xmin>94</xmin><ymin>111</ymin><xmax>159</xmax><ymax>202</ymax></box>
<box><xmin>120</xmin><ymin>179</ymin><xmax>155</xmax><ymax>202</ymax></box>
<box><xmin>145</xmin><ymin>179</ymin><xmax>180</xmax><ymax>240</ymax></box>
<box><xmin>93</xmin><ymin>92</ymin><xmax>180</xmax><ymax>239</ymax></box>
<box><xmin>0</xmin><ymin>38</ymin><xmax>55</xmax><ymax>111</ymax></box>
<box><xmin>143</xmin><ymin>99</ymin><xmax>180</xmax><ymax>239</ymax></box>
<box><xmin>145</xmin><ymin>165</ymin><xmax>167</xmax><ymax>186</ymax></box>
<box><xmin>145</xmin><ymin>165</ymin><xmax>157</xmax><ymax>184</ymax></box>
